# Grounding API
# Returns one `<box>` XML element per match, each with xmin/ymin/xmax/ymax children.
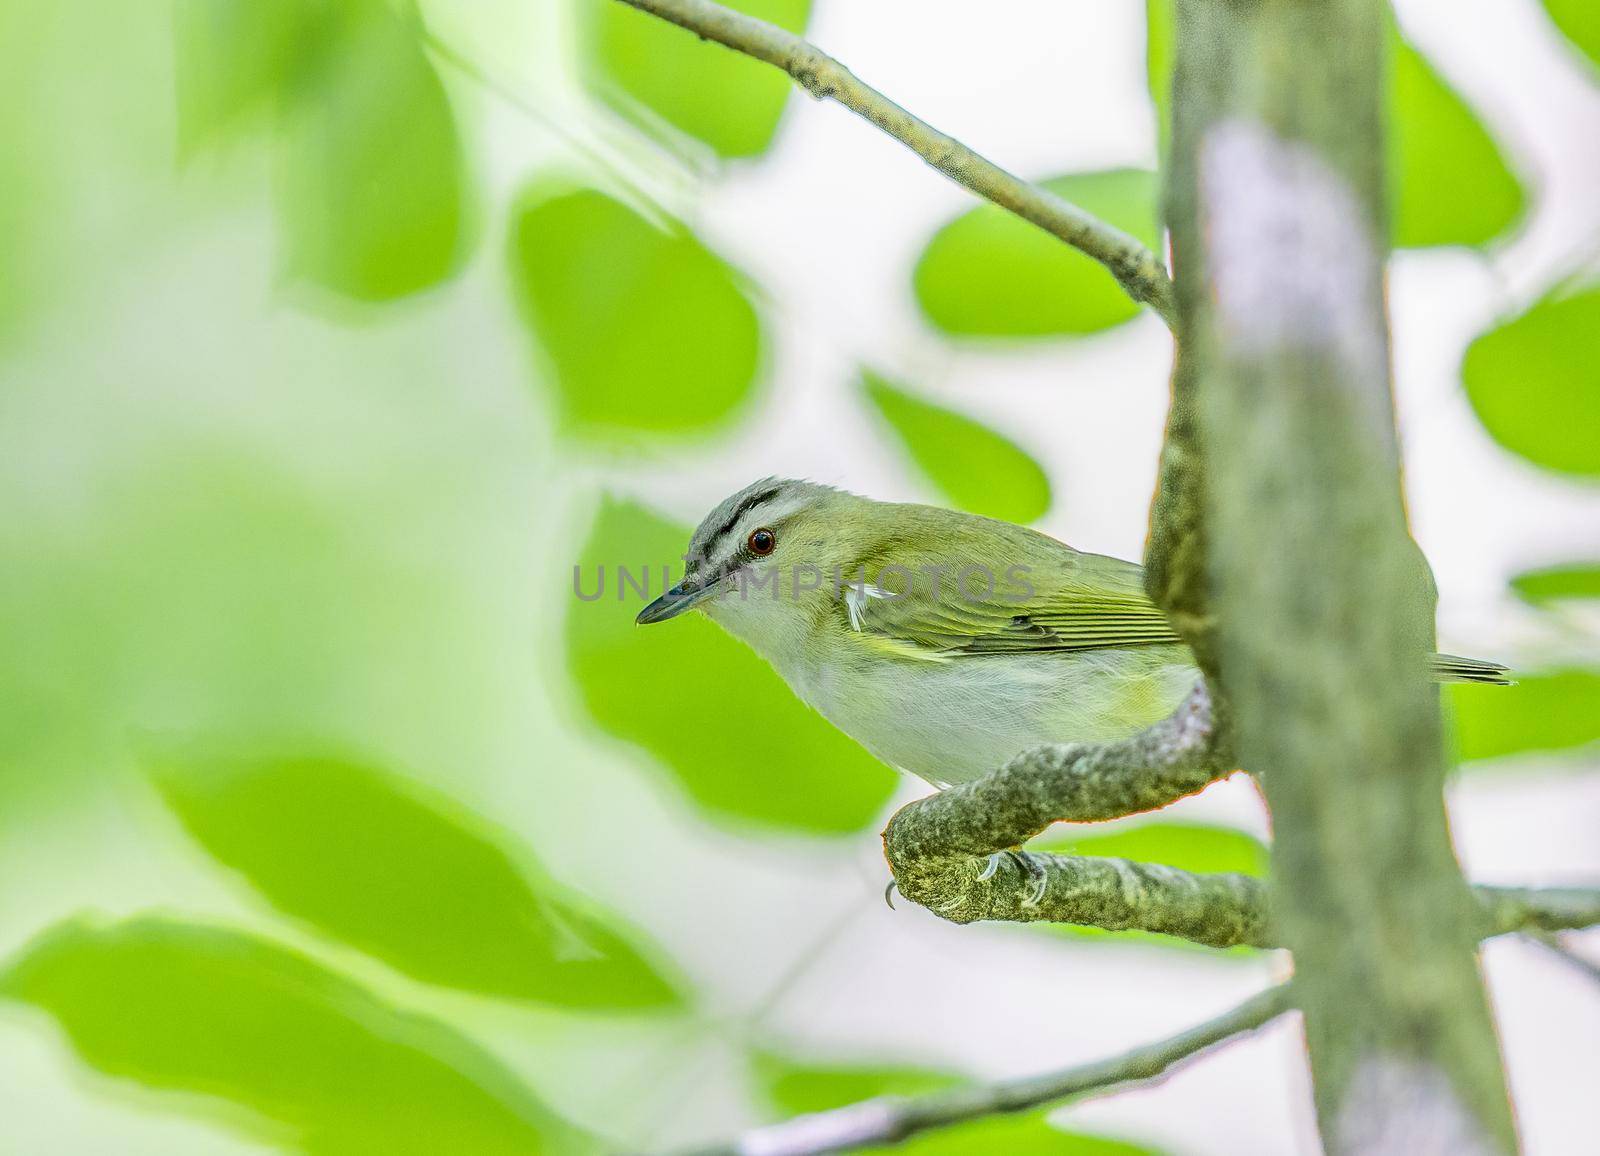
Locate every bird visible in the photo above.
<box><xmin>634</xmin><ymin>477</ymin><xmax>1510</xmax><ymax>788</ymax></box>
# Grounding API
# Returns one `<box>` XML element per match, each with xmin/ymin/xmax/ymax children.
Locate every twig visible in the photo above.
<box><xmin>1525</xmin><ymin>931</ymin><xmax>1600</xmax><ymax>985</ymax></box>
<box><xmin>610</xmin><ymin>0</ymin><xmax>1178</xmax><ymax>327</ymax></box>
<box><xmin>1481</xmin><ymin>888</ymin><xmax>1600</xmax><ymax>939</ymax></box>
<box><xmin>682</xmin><ymin>984</ymin><xmax>1293</xmax><ymax>1156</ymax></box>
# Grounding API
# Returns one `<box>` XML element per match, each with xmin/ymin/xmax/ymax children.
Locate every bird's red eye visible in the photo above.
<box><xmin>748</xmin><ymin>527</ymin><xmax>776</xmax><ymax>556</ymax></box>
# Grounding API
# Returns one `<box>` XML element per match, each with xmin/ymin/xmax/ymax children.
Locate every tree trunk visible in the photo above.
<box><xmin>1162</xmin><ymin>1</ymin><xmax>1517</xmax><ymax>1150</ymax></box>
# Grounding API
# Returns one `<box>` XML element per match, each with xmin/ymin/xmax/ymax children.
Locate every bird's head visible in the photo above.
<box><xmin>635</xmin><ymin>477</ymin><xmax>859</xmax><ymax>627</ymax></box>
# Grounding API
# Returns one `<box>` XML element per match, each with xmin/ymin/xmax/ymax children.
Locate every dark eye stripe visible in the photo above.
<box><xmin>703</xmin><ymin>485</ymin><xmax>782</xmax><ymax>556</ymax></box>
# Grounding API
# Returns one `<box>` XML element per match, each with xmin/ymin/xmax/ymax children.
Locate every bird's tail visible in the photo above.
<box><xmin>1432</xmin><ymin>653</ymin><xmax>1513</xmax><ymax>685</ymax></box>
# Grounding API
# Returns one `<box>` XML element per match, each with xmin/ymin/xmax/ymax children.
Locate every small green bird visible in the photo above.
<box><xmin>636</xmin><ymin>478</ymin><xmax>1509</xmax><ymax>787</ymax></box>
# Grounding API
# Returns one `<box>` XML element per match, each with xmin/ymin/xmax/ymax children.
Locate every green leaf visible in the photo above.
<box><xmin>913</xmin><ymin>169</ymin><xmax>1161</xmax><ymax>338</ymax></box>
<box><xmin>1143</xmin><ymin>10</ymin><xmax>1524</xmax><ymax>250</ymax></box>
<box><xmin>0</xmin><ymin>916</ymin><xmax>584</xmax><ymax>1156</ymax></box>
<box><xmin>1032</xmin><ymin>822</ymin><xmax>1270</xmax><ymax>877</ymax></box>
<box><xmin>752</xmin><ymin>1052</ymin><xmax>958</xmax><ymax>1117</ymax></box>
<box><xmin>751</xmin><ymin>1052</ymin><xmax>1157</xmax><ymax>1155</ymax></box>
<box><xmin>147</xmin><ymin>751</ymin><xmax>684</xmax><ymax>1009</ymax></box>
<box><xmin>1449</xmin><ymin>670</ymin><xmax>1600</xmax><ymax>764</ymax></box>
<box><xmin>173</xmin><ymin>0</ymin><xmax>331</xmax><ymax>156</ymax></box>
<box><xmin>861</xmin><ymin>371</ymin><xmax>1051</xmax><ymax>523</ymax></box>
<box><xmin>1461</xmin><ymin>285</ymin><xmax>1600</xmax><ymax>478</ymax></box>
<box><xmin>510</xmin><ymin>187</ymin><xmax>764</xmax><ymax>441</ymax></box>
<box><xmin>566</xmin><ymin>498</ymin><xmax>897</xmax><ymax>833</ymax></box>
<box><xmin>277</xmin><ymin>0</ymin><xmax>467</xmax><ymax>302</ymax></box>
<box><xmin>581</xmin><ymin>0</ymin><xmax>811</xmax><ymax>158</ymax></box>
<box><xmin>1510</xmin><ymin>563</ymin><xmax>1600</xmax><ymax>604</ymax></box>
<box><xmin>1542</xmin><ymin>0</ymin><xmax>1600</xmax><ymax>71</ymax></box>
<box><xmin>1389</xmin><ymin>32</ymin><xmax>1524</xmax><ymax>249</ymax></box>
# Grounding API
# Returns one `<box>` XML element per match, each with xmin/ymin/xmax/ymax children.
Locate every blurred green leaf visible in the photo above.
<box><xmin>1449</xmin><ymin>670</ymin><xmax>1600</xmax><ymax>764</ymax></box>
<box><xmin>566</xmin><ymin>497</ymin><xmax>897</xmax><ymax>833</ymax></box>
<box><xmin>861</xmin><ymin>371</ymin><xmax>1051</xmax><ymax>523</ymax></box>
<box><xmin>751</xmin><ymin>1052</ymin><xmax>1156</xmax><ymax>1155</ymax></box>
<box><xmin>1510</xmin><ymin>563</ymin><xmax>1600</xmax><ymax>604</ymax></box>
<box><xmin>582</xmin><ymin>0</ymin><xmax>810</xmax><ymax>158</ymax></box>
<box><xmin>1144</xmin><ymin>11</ymin><xmax>1523</xmax><ymax>249</ymax></box>
<box><xmin>510</xmin><ymin>187</ymin><xmax>764</xmax><ymax>441</ymax></box>
<box><xmin>752</xmin><ymin>1052</ymin><xmax>957</xmax><ymax>1115</ymax></box>
<box><xmin>277</xmin><ymin>0</ymin><xmax>467</xmax><ymax>302</ymax></box>
<box><xmin>149</xmin><ymin>752</ymin><xmax>684</xmax><ymax>1009</ymax></box>
<box><xmin>1542</xmin><ymin>0</ymin><xmax>1600</xmax><ymax>70</ymax></box>
<box><xmin>1461</xmin><ymin>285</ymin><xmax>1600</xmax><ymax>477</ymax></box>
<box><xmin>1030</xmin><ymin>822</ymin><xmax>1267</xmax><ymax>956</ymax></box>
<box><xmin>1033</xmin><ymin>822</ymin><xmax>1269</xmax><ymax>877</ymax></box>
<box><xmin>0</xmin><ymin>916</ymin><xmax>584</xmax><ymax>1156</ymax></box>
<box><xmin>913</xmin><ymin>169</ymin><xmax>1160</xmax><ymax>338</ymax></box>
<box><xmin>1389</xmin><ymin>32</ymin><xmax>1524</xmax><ymax>249</ymax></box>
<box><xmin>173</xmin><ymin>0</ymin><xmax>330</xmax><ymax>155</ymax></box>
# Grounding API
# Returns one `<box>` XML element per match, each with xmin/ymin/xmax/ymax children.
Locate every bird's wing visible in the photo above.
<box><xmin>847</xmin><ymin>545</ymin><xmax>1183</xmax><ymax>659</ymax></box>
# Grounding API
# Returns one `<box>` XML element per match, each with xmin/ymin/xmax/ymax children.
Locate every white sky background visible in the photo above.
<box><xmin>2</xmin><ymin>2</ymin><xmax>1597</xmax><ymax>1155</ymax></box>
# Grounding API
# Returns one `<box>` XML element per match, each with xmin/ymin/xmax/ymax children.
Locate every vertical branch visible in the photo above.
<box><xmin>1163</xmin><ymin>0</ymin><xmax>1517</xmax><ymax>1151</ymax></box>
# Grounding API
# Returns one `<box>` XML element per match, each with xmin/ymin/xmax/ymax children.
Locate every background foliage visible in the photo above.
<box><xmin>1</xmin><ymin>0</ymin><xmax>1597</xmax><ymax>1153</ymax></box>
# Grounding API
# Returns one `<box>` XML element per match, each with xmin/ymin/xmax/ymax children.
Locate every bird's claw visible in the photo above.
<box><xmin>1013</xmin><ymin>850</ymin><xmax>1049</xmax><ymax>908</ymax></box>
<box><xmin>883</xmin><ymin>879</ymin><xmax>899</xmax><ymax>910</ymax></box>
<box><xmin>978</xmin><ymin>850</ymin><xmax>1049</xmax><ymax>907</ymax></box>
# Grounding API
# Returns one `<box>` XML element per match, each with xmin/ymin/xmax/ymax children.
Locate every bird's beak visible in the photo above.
<box><xmin>635</xmin><ymin>580</ymin><xmax>719</xmax><ymax>625</ymax></box>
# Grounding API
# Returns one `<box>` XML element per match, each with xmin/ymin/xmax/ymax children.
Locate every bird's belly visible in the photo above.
<box><xmin>794</xmin><ymin>647</ymin><xmax>1198</xmax><ymax>787</ymax></box>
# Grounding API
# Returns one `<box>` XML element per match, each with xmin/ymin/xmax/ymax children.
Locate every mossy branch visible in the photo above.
<box><xmin>682</xmin><ymin>984</ymin><xmax>1293</xmax><ymax>1156</ymax></box>
<box><xmin>881</xmin><ymin>681</ymin><xmax>1600</xmax><ymax>950</ymax></box>
<box><xmin>610</xmin><ymin>0</ymin><xmax>1178</xmax><ymax>326</ymax></box>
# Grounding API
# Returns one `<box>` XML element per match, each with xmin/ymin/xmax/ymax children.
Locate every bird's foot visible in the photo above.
<box><xmin>979</xmin><ymin>849</ymin><xmax>1049</xmax><ymax>908</ymax></box>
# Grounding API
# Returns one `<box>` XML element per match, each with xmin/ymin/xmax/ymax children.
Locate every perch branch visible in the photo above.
<box><xmin>685</xmin><ymin>984</ymin><xmax>1293</xmax><ymax>1156</ymax></box>
<box><xmin>610</xmin><ymin>0</ymin><xmax>1178</xmax><ymax>326</ymax></box>
<box><xmin>881</xmin><ymin>682</ymin><xmax>1264</xmax><ymax>946</ymax></box>
<box><xmin>880</xmin><ymin>681</ymin><xmax>1600</xmax><ymax>949</ymax></box>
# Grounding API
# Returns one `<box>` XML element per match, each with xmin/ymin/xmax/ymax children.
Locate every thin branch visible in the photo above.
<box><xmin>683</xmin><ymin>984</ymin><xmax>1293</xmax><ymax>1156</ymax></box>
<box><xmin>611</xmin><ymin>0</ymin><xmax>1179</xmax><ymax>327</ymax></box>
<box><xmin>1525</xmin><ymin>931</ymin><xmax>1600</xmax><ymax>986</ymax></box>
<box><xmin>1479</xmin><ymin>887</ymin><xmax>1600</xmax><ymax>939</ymax></box>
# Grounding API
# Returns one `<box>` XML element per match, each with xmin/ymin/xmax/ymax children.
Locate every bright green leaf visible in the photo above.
<box><xmin>1449</xmin><ymin>670</ymin><xmax>1600</xmax><ymax>764</ymax></box>
<box><xmin>1389</xmin><ymin>32</ymin><xmax>1524</xmax><ymax>249</ymax></box>
<box><xmin>1144</xmin><ymin>11</ymin><xmax>1524</xmax><ymax>249</ymax></box>
<box><xmin>566</xmin><ymin>498</ymin><xmax>897</xmax><ymax>833</ymax></box>
<box><xmin>751</xmin><ymin>1052</ymin><xmax>1156</xmax><ymax>1155</ymax></box>
<box><xmin>1462</xmin><ymin>285</ymin><xmax>1600</xmax><ymax>477</ymax></box>
<box><xmin>861</xmin><ymin>371</ymin><xmax>1051</xmax><ymax>523</ymax></box>
<box><xmin>1543</xmin><ymin>0</ymin><xmax>1600</xmax><ymax>71</ymax></box>
<box><xmin>1033</xmin><ymin>821</ymin><xmax>1270</xmax><ymax>877</ymax></box>
<box><xmin>148</xmin><ymin>751</ymin><xmax>684</xmax><ymax>1009</ymax></box>
<box><xmin>1510</xmin><ymin>563</ymin><xmax>1600</xmax><ymax>604</ymax></box>
<box><xmin>277</xmin><ymin>1</ymin><xmax>467</xmax><ymax>301</ymax></box>
<box><xmin>752</xmin><ymin>1052</ymin><xmax>957</xmax><ymax>1117</ymax></box>
<box><xmin>510</xmin><ymin>187</ymin><xmax>764</xmax><ymax>441</ymax></box>
<box><xmin>913</xmin><ymin>169</ymin><xmax>1161</xmax><ymax>338</ymax></box>
<box><xmin>0</xmin><ymin>916</ymin><xmax>584</xmax><ymax>1156</ymax></box>
<box><xmin>582</xmin><ymin>0</ymin><xmax>811</xmax><ymax>158</ymax></box>
<box><xmin>173</xmin><ymin>0</ymin><xmax>331</xmax><ymax>156</ymax></box>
